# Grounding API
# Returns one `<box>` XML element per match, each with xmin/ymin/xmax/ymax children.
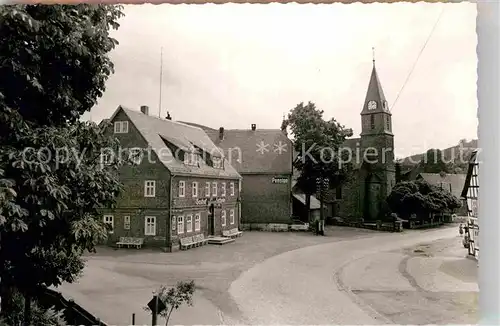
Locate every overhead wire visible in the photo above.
<box><xmin>390</xmin><ymin>5</ymin><xmax>446</xmax><ymax>111</ymax></box>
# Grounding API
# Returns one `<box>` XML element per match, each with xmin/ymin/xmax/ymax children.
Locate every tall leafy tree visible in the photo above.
<box><xmin>0</xmin><ymin>4</ymin><xmax>125</xmax><ymax>324</ymax></box>
<box><xmin>284</xmin><ymin>102</ymin><xmax>353</xmax><ymax>224</ymax></box>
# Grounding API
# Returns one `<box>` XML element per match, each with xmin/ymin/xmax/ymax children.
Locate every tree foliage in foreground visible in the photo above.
<box><xmin>284</xmin><ymin>102</ymin><xmax>354</xmax><ymax>219</ymax></box>
<box><xmin>0</xmin><ymin>4</ymin><xmax>125</xmax><ymax>324</ymax></box>
<box><xmin>387</xmin><ymin>180</ymin><xmax>462</xmax><ymax>219</ymax></box>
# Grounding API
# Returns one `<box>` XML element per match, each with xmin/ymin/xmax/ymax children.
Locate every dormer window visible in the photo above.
<box><xmin>212</xmin><ymin>157</ymin><xmax>223</xmax><ymax>169</ymax></box>
<box><xmin>183</xmin><ymin>151</ymin><xmax>199</xmax><ymax>166</ymax></box>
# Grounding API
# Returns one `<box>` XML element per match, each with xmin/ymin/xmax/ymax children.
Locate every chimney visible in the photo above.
<box><xmin>166</xmin><ymin>112</ymin><xmax>172</xmax><ymax>120</ymax></box>
<box><xmin>140</xmin><ymin>105</ymin><xmax>149</xmax><ymax>115</ymax></box>
<box><xmin>251</xmin><ymin>124</ymin><xmax>256</xmax><ymax>131</ymax></box>
<box><xmin>219</xmin><ymin>127</ymin><xmax>224</xmax><ymax>140</ymax></box>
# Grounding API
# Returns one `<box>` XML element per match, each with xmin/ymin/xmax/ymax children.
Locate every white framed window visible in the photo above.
<box><xmin>212</xmin><ymin>182</ymin><xmax>217</xmax><ymax>197</ymax></box>
<box><xmin>144</xmin><ymin>180</ymin><xmax>156</xmax><ymax>197</ymax></box>
<box><xmin>184</xmin><ymin>152</ymin><xmax>199</xmax><ymax>166</ymax></box>
<box><xmin>191</xmin><ymin>153</ymin><xmax>199</xmax><ymax>166</ymax></box>
<box><xmin>195</xmin><ymin>213</ymin><xmax>201</xmax><ymax>231</ymax></box>
<box><xmin>100</xmin><ymin>152</ymin><xmax>111</xmax><ymax>165</ymax></box>
<box><xmin>177</xmin><ymin>216</ymin><xmax>184</xmax><ymax>234</ymax></box>
<box><xmin>221</xmin><ymin>182</ymin><xmax>226</xmax><ymax>197</ymax></box>
<box><xmin>103</xmin><ymin>215</ymin><xmax>114</xmax><ymax>231</ymax></box>
<box><xmin>114</xmin><ymin>121</ymin><xmax>129</xmax><ymax>134</ymax></box>
<box><xmin>144</xmin><ymin>216</ymin><xmax>156</xmax><ymax>236</ymax></box>
<box><xmin>186</xmin><ymin>215</ymin><xmax>193</xmax><ymax>233</ymax></box>
<box><xmin>124</xmin><ymin>215</ymin><xmax>131</xmax><ymax>230</ymax></box>
<box><xmin>192</xmin><ymin>182</ymin><xmax>198</xmax><ymax>198</ymax></box>
<box><xmin>179</xmin><ymin>181</ymin><xmax>185</xmax><ymax>198</ymax></box>
<box><xmin>205</xmin><ymin>182</ymin><xmax>210</xmax><ymax>197</ymax></box>
<box><xmin>230</xmin><ymin>209</ymin><xmax>235</xmax><ymax>225</ymax></box>
<box><xmin>221</xmin><ymin>210</ymin><xmax>226</xmax><ymax>227</ymax></box>
<box><xmin>171</xmin><ymin>216</ymin><xmax>176</xmax><ymax>231</ymax></box>
<box><xmin>230</xmin><ymin>182</ymin><xmax>235</xmax><ymax>196</ymax></box>
<box><xmin>213</xmin><ymin>157</ymin><xmax>223</xmax><ymax>169</ymax></box>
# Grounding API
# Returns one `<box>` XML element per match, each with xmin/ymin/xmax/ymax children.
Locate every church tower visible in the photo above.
<box><xmin>359</xmin><ymin>54</ymin><xmax>396</xmax><ymax>220</ymax></box>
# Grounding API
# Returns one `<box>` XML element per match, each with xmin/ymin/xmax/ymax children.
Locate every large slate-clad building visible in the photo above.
<box><xmin>101</xmin><ymin>105</ymin><xmax>241</xmax><ymax>251</ymax></box>
<box><xmin>180</xmin><ymin>122</ymin><xmax>294</xmax><ymax>230</ymax></box>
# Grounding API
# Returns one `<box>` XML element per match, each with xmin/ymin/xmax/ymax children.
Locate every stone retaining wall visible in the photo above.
<box><xmin>333</xmin><ymin>220</ymin><xmax>403</xmax><ymax>232</ymax></box>
<box><xmin>241</xmin><ymin>223</ymin><xmax>290</xmax><ymax>232</ymax></box>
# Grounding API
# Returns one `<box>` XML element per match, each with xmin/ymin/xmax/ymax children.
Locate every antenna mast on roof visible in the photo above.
<box><xmin>158</xmin><ymin>46</ymin><xmax>163</xmax><ymax>118</ymax></box>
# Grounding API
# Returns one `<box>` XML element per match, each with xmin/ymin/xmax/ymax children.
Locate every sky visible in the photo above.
<box><xmin>83</xmin><ymin>2</ymin><xmax>478</xmax><ymax>158</ymax></box>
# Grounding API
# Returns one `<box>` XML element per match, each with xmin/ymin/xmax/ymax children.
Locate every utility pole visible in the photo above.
<box><xmin>158</xmin><ymin>46</ymin><xmax>163</xmax><ymax>118</ymax></box>
<box><xmin>152</xmin><ymin>294</ymin><xmax>158</xmax><ymax>326</ymax></box>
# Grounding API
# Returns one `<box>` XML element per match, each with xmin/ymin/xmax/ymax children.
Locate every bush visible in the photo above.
<box><xmin>387</xmin><ymin>180</ymin><xmax>462</xmax><ymax>220</ymax></box>
<box><xmin>144</xmin><ymin>280</ymin><xmax>196</xmax><ymax>326</ymax></box>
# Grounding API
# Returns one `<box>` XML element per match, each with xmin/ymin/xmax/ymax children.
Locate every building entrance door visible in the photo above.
<box><xmin>208</xmin><ymin>204</ymin><xmax>215</xmax><ymax>236</ymax></box>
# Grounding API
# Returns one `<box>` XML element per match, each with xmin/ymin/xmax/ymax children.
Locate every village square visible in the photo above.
<box><xmin>0</xmin><ymin>2</ymin><xmax>480</xmax><ymax>326</ymax></box>
<box><xmin>54</xmin><ymin>57</ymin><xmax>479</xmax><ymax>325</ymax></box>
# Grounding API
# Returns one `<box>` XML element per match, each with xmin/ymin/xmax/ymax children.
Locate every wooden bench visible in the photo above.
<box><xmin>116</xmin><ymin>237</ymin><xmax>144</xmax><ymax>249</ymax></box>
<box><xmin>180</xmin><ymin>236</ymin><xmax>194</xmax><ymax>250</ymax></box>
<box><xmin>193</xmin><ymin>234</ymin><xmax>208</xmax><ymax>246</ymax></box>
<box><xmin>223</xmin><ymin>228</ymin><xmax>243</xmax><ymax>239</ymax></box>
<box><xmin>231</xmin><ymin>228</ymin><xmax>243</xmax><ymax>238</ymax></box>
<box><xmin>180</xmin><ymin>234</ymin><xmax>209</xmax><ymax>250</ymax></box>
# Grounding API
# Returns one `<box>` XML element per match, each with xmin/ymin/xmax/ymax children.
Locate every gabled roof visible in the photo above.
<box><xmin>461</xmin><ymin>150</ymin><xmax>478</xmax><ymax>198</ymax></box>
<box><xmin>205</xmin><ymin>128</ymin><xmax>293</xmax><ymax>175</ymax></box>
<box><xmin>417</xmin><ymin>172</ymin><xmax>466</xmax><ymax>199</ymax></box>
<box><xmin>360</xmin><ymin>62</ymin><xmax>391</xmax><ymax>115</ymax></box>
<box><xmin>400</xmin><ymin>163</ymin><xmax>423</xmax><ymax>181</ymax></box>
<box><xmin>109</xmin><ymin>106</ymin><xmax>240</xmax><ymax>179</ymax></box>
<box><xmin>177</xmin><ymin>121</ymin><xmax>217</xmax><ymax>132</ymax></box>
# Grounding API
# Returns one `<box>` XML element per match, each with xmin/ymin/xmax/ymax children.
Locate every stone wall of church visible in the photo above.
<box><xmin>335</xmin><ymin>173</ymin><xmax>362</xmax><ymax>221</ymax></box>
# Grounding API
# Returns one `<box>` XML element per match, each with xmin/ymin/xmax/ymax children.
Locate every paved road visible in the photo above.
<box><xmin>229</xmin><ymin>227</ymin><xmax>478</xmax><ymax>325</ymax></box>
<box><xmin>58</xmin><ymin>227</ymin><xmax>378</xmax><ymax>325</ymax></box>
<box><xmin>58</xmin><ymin>226</ymin><xmax>477</xmax><ymax>325</ymax></box>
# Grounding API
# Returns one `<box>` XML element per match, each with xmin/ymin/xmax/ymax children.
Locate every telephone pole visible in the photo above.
<box><xmin>158</xmin><ymin>46</ymin><xmax>163</xmax><ymax>118</ymax></box>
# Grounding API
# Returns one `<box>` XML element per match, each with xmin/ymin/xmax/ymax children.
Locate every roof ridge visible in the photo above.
<box><xmin>121</xmin><ymin>106</ymin><xmax>205</xmax><ymax>132</ymax></box>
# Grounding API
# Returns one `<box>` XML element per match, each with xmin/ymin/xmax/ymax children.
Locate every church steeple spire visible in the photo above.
<box><xmin>361</xmin><ymin>50</ymin><xmax>389</xmax><ymax>115</ymax></box>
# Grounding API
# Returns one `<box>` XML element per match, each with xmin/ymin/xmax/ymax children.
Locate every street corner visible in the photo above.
<box><xmin>401</xmin><ymin>236</ymin><xmax>478</xmax><ymax>293</ymax></box>
<box><xmin>339</xmin><ymin>252</ymin><xmax>415</xmax><ymax>292</ymax></box>
<box><xmin>405</xmin><ymin>255</ymin><xmax>478</xmax><ymax>293</ymax></box>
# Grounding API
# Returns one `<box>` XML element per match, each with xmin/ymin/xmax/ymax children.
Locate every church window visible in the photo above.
<box><xmin>385</xmin><ymin>116</ymin><xmax>390</xmax><ymax>130</ymax></box>
<box><xmin>370</xmin><ymin>115</ymin><xmax>375</xmax><ymax>129</ymax></box>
